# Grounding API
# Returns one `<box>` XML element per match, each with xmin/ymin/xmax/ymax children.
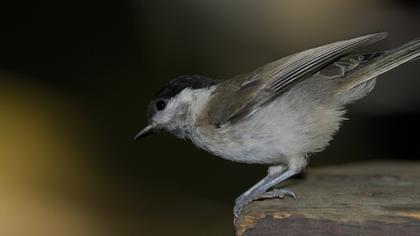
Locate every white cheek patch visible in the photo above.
<box><xmin>152</xmin><ymin>88</ymin><xmax>194</xmax><ymax>126</ymax></box>
<box><xmin>153</xmin><ymin>104</ymin><xmax>174</xmax><ymax>125</ymax></box>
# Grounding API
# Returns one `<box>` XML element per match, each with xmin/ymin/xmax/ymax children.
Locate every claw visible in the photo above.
<box><xmin>232</xmin><ymin>169</ymin><xmax>299</xmax><ymax>221</ymax></box>
<box><xmin>275</xmin><ymin>188</ymin><xmax>297</xmax><ymax>200</ymax></box>
<box><xmin>233</xmin><ymin>188</ymin><xmax>297</xmax><ymax>219</ymax></box>
<box><xmin>253</xmin><ymin>188</ymin><xmax>297</xmax><ymax>201</ymax></box>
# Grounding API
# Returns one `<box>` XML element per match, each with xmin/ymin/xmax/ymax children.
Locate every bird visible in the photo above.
<box><xmin>134</xmin><ymin>33</ymin><xmax>420</xmax><ymax>219</ymax></box>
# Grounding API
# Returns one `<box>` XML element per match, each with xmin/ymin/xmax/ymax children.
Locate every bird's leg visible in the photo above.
<box><xmin>233</xmin><ymin>166</ymin><xmax>298</xmax><ymax>218</ymax></box>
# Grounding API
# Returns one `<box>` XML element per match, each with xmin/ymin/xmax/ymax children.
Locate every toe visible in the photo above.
<box><xmin>277</xmin><ymin>188</ymin><xmax>297</xmax><ymax>200</ymax></box>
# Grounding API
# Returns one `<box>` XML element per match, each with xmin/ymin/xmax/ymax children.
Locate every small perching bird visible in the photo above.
<box><xmin>135</xmin><ymin>33</ymin><xmax>420</xmax><ymax>219</ymax></box>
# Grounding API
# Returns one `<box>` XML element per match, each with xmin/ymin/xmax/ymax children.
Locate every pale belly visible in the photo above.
<box><xmin>190</xmin><ymin>98</ymin><xmax>344</xmax><ymax>165</ymax></box>
<box><xmin>190</xmin><ymin>126</ymin><xmax>288</xmax><ymax>164</ymax></box>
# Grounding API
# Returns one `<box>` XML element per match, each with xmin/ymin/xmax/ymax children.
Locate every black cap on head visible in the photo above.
<box><xmin>135</xmin><ymin>75</ymin><xmax>219</xmax><ymax>140</ymax></box>
<box><xmin>146</xmin><ymin>75</ymin><xmax>219</xmax><ymax>122</ymax></box>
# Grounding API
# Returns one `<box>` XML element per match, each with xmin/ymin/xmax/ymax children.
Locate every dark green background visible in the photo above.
<box><xmin>1</xmin><ymin>1</ymin><xmax>420</xmax><ymax>235</ymax></box>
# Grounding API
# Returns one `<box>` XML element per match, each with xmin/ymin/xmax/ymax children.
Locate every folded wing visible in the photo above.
<box><xmin>206</xmin><ymin>33</ymin><xmax>388</xmax><ymax>127</ymax></box>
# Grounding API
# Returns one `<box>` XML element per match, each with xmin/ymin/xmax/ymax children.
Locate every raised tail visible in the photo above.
<box><xmin>339</xmin><ymin>37</ymin><xmax>420</xmax><ymax>91</ymax></box>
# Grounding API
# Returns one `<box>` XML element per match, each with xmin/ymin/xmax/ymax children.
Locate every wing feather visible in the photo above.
<box><xmin>206</xmin><ymin>33</ymin><xmax>388</xmax><ymax>127</ymax></box>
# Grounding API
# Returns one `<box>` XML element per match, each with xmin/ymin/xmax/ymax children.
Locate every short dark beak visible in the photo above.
<box><xmin>134</xmin><ymin>125</ymin><xmax>155</xmax><ymax>140</ymax></box>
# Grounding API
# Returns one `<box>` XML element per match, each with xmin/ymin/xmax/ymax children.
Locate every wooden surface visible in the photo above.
<box><xmin>234</xmin><ymin>161</ymin><xmax>420</xmax><ymax>236</ymax></box>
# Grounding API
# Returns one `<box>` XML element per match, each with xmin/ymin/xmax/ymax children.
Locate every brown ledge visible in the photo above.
<box><xmin>234</xmin><ymin>161</ymin><xmax>420</xmax><ymax>236</ymax></box>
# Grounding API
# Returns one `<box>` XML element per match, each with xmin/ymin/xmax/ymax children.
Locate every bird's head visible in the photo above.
<box><xmin>134</xmin><ymin>75</ymin><xmax>218</xmax><ymax>139</ymax></box>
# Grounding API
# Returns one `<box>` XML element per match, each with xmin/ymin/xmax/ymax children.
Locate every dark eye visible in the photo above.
<box><xmin>156</xmin><ymin>100</ymin><xmax>166</xmax><ymax>111</ymax></box>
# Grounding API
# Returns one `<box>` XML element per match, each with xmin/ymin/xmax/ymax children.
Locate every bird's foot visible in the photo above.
<box><xmin>233</xmin><ymin>188</ymin><xmax>297</xmax><ymax>220</ymax></box>
<box><xmin>253</xmin><ymin>188</ymin><xmax>297</xmax><ymax>201</ymax></box>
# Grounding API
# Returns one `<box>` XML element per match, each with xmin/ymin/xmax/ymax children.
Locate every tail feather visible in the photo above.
<box><xmin>339</xmin><ymin>38</ymin><xmax>420</xmax><ymax>91</ymax></box>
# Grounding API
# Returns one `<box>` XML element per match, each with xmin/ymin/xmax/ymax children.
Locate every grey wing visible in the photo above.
<box><xmin>316</xmin><ymin>52</ymin><xmax>384</xmax><ymax>79</ymax></box>
<box><xmin>206</xmin><ymin>33</ymin><xmax>388</xmax><ymax>127</ymax></box>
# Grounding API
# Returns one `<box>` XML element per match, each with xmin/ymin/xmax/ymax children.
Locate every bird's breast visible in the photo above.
<box><xmin>189</xmin><ymin>93</ymin><xmax>345</xmax><ymax>165</ymax></box>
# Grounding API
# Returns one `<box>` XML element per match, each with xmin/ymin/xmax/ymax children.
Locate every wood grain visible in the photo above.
<box><xmin>234</xmin><ymin>161</ymin><xmax>420</xmax><ymax>236</ymax></box>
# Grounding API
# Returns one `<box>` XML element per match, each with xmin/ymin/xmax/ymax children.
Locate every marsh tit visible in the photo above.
<box><xmin>135</xmin><ymin>33</ymin><xmax>420</xmax><ymax>219</ymax></box>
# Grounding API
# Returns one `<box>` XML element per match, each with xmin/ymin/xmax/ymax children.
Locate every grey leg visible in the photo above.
<box><xmin>233</xmin><ymin>168</ymin><xmax>298</xmax><ymax>218</ymax></box>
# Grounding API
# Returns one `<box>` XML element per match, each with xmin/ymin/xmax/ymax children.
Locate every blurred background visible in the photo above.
<box><xmin>1</xmin><ymin>0</ymin><xmax>420</xmax><ymax>235</ymax></box>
